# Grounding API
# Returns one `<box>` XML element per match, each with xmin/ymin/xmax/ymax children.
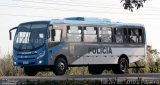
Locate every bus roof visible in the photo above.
<box><xmin>18</xmin><ymin>17</ymin><xmax>144</xmax><ymax>28</ymax></box>
<box><xmin>50</xmin><ymin>17</ymin><xmax>111</xmax><ymax>25</ymax></box>
<box><xmin>108</xmin><ymin>22</ymin><xmax>144</xmax><ymax>28</ymax></box>
<box><xmin>50</xmin><ymin>17</ymin><xmax>144</xmax><ymax>27</ymax></box>
<box><xmin>19</xmin><ymin>21</ymin><xmax>50</xmax><ymax>25</ymax></box>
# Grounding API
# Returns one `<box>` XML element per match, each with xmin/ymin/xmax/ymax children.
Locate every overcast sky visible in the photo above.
<box><xmin>0</xmin><ymin>0</ymin><xmax>159</xmax><ymax>56</ymax></box>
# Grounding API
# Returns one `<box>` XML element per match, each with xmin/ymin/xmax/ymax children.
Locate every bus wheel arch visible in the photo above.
<box><xmin>119</xmin><ymin>54</ymin><xmax>129</xmax><ymax>64</ymax></box>
<box><xmin>53</xmin><ymin>54</ymin><xmax>68</xmax><ymax>75</ymax></box>
<box><xmin>54</xmin><ymin>54</ymin><xmax>68</xmax><ymax>66</ymax></box>
<box><xmin>112</xmin><ymin>54</ymin><xmax>129</xmax><ymax>74</ymax></box>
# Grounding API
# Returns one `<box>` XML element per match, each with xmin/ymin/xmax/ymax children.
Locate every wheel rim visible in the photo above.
<box><xmin>120</xmin><ymin>59</ymin><xmax>128</xmax><ymax>72</ymax></box>
<box><xmin>58</xmin><ymin>61</ymin><xmax>65</xmax><ymax>71</ymax></box>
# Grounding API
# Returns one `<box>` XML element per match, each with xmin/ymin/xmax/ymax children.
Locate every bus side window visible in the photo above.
<box><xmin>100</xmin><ymin>27</ymin><xmax>112</xmax><ymax>43</ymax></box>
<box><xmin>83</xmin><ymin>26</ymin><xmax>97</xmax><ymax>42</ymax></box>
<box><xmin>114</xmin><ymin>28</ymin><xmax>123</xmax><ymax>43</ymax></box>
<box><xmin>51</xmin><ymin>29</ymin><xmax>62</xmax><ymax>42</ymax></box>
<box><xmin>67</xmin><ymin>26</ymin><xmax>82</xmax><ymax>42</ymax></box>
<box><xmin>129</xmin><ymin>28</ymin><xmax>142</xmax><ymax>43</ymax></box>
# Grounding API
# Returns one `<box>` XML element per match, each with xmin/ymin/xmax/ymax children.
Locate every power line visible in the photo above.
<box><xmin>1</xmin><ymin>3</ymin><xmax>160</xmax><ymax>16</ymax></box>
<box><xmin>12</xmin><ymin>0</ymin><xmax>122</xmax><ymax>9</ymax></box>
<box><xmin>0</xmin><ymin>13</ymin><xmax>51</xmax><ymax>18</ymax></box>
<box><xmin>11</xmin><ymin>0</ymin><xmax>160</xmax><ymax>14</ymax></box>
<box><xmin>0</xmin><ymin>13</ymin><xmax>159</xmax><ymax>20</ymax></box>
<box><xmin>14</xmin><ymin>0</ymin><xmax>118</xmax><ymax>6</ymax></box>
<box><xmin>0</xmin><ymin>4</ymin><xmax>121</xmax><ymax>13</ymax></box>
<box><xmin>39</xmin><ymin>0</ymin><xmax>120</xmax><ymax>7</ymax></box>
<box><xmin>13</xmin><ymin>0</ymin><xmax>160</xmax><ymax>11</ymax></box>
<box><xmin>0</xmin><ymin>13</ymin><xmax>160</xmax><ymax>24</ymax></box>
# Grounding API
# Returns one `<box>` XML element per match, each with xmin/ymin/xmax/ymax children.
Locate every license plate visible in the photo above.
<box><xmin>23</xmin><ymin>61</ymin><xmax>29</xmax><ymax>64</ymax></box>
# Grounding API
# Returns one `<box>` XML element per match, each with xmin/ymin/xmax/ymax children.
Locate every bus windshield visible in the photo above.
<box><xmin>14</xmin><ymin>23</ymin><xmax>48</xmax><ymax>51</ymax></box>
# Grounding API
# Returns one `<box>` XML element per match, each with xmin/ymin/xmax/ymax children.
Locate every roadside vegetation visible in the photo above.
<box><xmin>0</xmin><ymin>54</ymin><xmax>24</xmax><ymax>76</ymax></box>
<box><xmin>0</xmin><ymin>45</ymin><xmax>159</xmax><ymax>76</ymax></box>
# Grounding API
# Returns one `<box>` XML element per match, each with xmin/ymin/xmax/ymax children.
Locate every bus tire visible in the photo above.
<box><xmin>112</xmin><ymin>58</ymin><xmax>128</xmax><ymax>74</ymax></box>
<box><xmin>88</xmin><ymin>65</ymin><xmax>104</xmax><ymax>75</ymax></box>
<box><xmin>24</xmin><ymin>67</ymin><xmax>38</xmax><ymax>76</ymax></box>
<box><xmin>53</xmin><ymin>57</ymin><xmax>67</xmax><ymax>75</ymax></box>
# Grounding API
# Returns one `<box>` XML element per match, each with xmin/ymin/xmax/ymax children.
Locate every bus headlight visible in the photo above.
<box><xmin>14</xmin><ymin>62</ymin><xmax>17</xmax><ymax>65</ymax></box>
<box><xmin>38</xmin><ymin>60</ymin><xmax>42</xmax><ymax>64</ymax></box>
<box><xmin>37</xmin><ymin>51</ymin><xmax>45</xmax><ymax>59</ymax></box>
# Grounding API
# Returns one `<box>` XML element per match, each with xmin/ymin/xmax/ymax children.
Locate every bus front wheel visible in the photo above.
<box><xmin>24</xmin><ymin>67</ymin><xmax>38</xmax><ymax>76</ymax></box>
<box><xmin>112</xmin><ymin>58</ymin><xmax>128</xmax><ymax>74</ymax></box>
<box><xmin>53</xmin><ymin>57</ymin><xmax>67</xmax><ymax>75</ymax></box>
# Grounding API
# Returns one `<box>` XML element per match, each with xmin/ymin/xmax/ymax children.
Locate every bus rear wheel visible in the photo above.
<box><xmin>24</xmin><ymin>67</ymin><xmax>38</xmax><ymax>76</ymax></box>
<box><xmin>112</xmin><ymin>58</ymin><xmax>128</xmax><ymax>74</ymax></box>
<box><xmin>88</xmin><ymin>65</ymin><xmax>104</xmax><ymax>75</ymax></box>
<box><xmin>53</xmin><ymin>57</ymin><xmax>67</xmax><ymax>75</ymax></box>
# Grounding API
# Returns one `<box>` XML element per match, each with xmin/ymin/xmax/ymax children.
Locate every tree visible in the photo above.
<box><xmin>121</xmin><ymin>0</ymin><xmax>147</xmax><ymax>12</ymax></box>
<box><xmin>146</xmin><ymin>45</ymin><xmax>160</xmax><ymax>73</ymax></box>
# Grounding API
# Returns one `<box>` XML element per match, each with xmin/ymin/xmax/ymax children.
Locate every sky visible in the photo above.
<box><xmin>0</xmin><ymin>0</ymin><xmax>160</xmax><ymax>57</ymax></box>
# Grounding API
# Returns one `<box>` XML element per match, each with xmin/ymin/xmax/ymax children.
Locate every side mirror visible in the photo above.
<box><xmin>9</xmin><ymin>31</ymin><xmax>12</xmax><ymax>40</ymax></box>
<box><xmin>9</xmin><ymin>27</ymin><xmax>17</xmax><ymax>40</ymax></box>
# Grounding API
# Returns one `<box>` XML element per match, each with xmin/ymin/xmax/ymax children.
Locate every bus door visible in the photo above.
<box><xmin>48</xmin><ymin>24</ymin><xmax>64</xmax><ymax>63</ymax></box>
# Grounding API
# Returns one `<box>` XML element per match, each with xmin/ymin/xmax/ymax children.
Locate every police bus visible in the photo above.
<box><xmin>9</xmin><ymin>17</ymin><xmax>146</xmax><ymax>76</ymax></box>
